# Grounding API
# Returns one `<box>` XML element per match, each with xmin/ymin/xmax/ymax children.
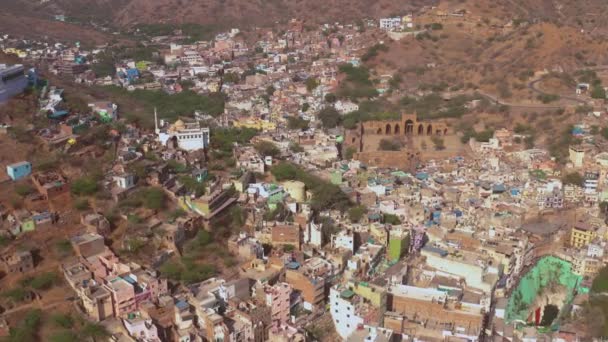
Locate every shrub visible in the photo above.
<box><xmin>71</xmin><ymin>176</ymin><xmax>98</xmax><ymax>196</ymax></box>
<box><xmin>143</xmin><ymin>188</ymin><xmax>166</xmax><ymax>210</ymax></box>
<box><xmin>348</xmin><ymin>206</ymin><xmax>367</xmax><ymax>223</ymax></box>
<box><xmin>15</xmin><ymin>184</ymin><xmax>34</xmax><ymax>197</ymax></box>
<box><xmin>318</xmin><ymin>107</ymin><xmax>342</xmax><ymax>128</ymax></box>
<box><xmin>254</xmin><ymin>141</ymin><xmax>281</xmax><ymax>157</ymax></box>
<box><xmin>20</xmin><ymin>272</ymin><xmax>59</xmax><ymax>290</ymax></box>
<box><xmin>287</xmin><ymin>116</ymin><xmax>309</xmax><ymax>130</ymax></box>
<box><xmin>562</xmin><ymin>172</ymin><xmax>583</xmax><ymax>186</ymax></box>
<box><xmin>74</xmin><ymin>198</ymin><xmax>90</xmax><ymax>211</ymax></box>
<box><xmin>51</xmin><ymin>314</ymin><xmax>74</xmax><ymax>329</ymax></box>
<box><xmin>379</xmin><ymin>139</ymin><xmax>402</xmax><ymax>151</ymax></box>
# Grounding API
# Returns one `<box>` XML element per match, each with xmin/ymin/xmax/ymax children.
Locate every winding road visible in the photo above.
<box><xmin>473</xmin><ymin>65</ymin><xmax>608</xmax><ymax>109</ymax></box>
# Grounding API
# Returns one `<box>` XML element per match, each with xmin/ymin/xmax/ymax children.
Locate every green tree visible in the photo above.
<box><xmin>287</xmin><ymin>116</ymin><xmax>310</xmax><ymax>130</ymax></box>
<box><xmin>591</xmin><ymin>85</ymin><xmax>606</xmax><ymax>99</ymax></box>
<box><xmin>383</xmin><ymin>214</ymin><xmax>401</xmax><ymax>225</ymax></box>
<box><xmin>266</xmin><ymin>85</ymin><xmax>275</xmax><ymax>96</ymax></box>
<box><xmin>601</xmin><ymin>127</ymin><xmax>608</xmax><ymax>140</ymax></box>
<box><xmin>540</xmin><ymin>304</ymin><xmax>559</xmax><ymax>326</ymax></box>
<box><xmin>306</xmin><ymin>78</ymin><xmax>319</xmax><ymax>92</ymax></box>
<box><xmin>50</xmin><ymin>330</ymin><xmax>78</xmax><ymax>342</ymax></box>
<box><xmin>143</xmin><ymin>188</ymin><xmax>166</xmax><ymax>210</ymax></box>
<box><xmin>255</xmin><ymin>141</ymin><xmax>281</xmax><ymax>157</ymax></box>
<box><xmin>80</xmin><ymin>323</ymin><xmax>110</xmax><ymax>342</ymax></box>
<box><xmin>345</xmin><ymin>146</ymin><xmax>357</xmax><ymax>160</ymax></box>
<box><xmin>318</xmin><ymin>107</ymin><xmax>341</xmax><ymax>128</ymax></box>
<box><xmin>562</xmin><ymin>172</ymin><xmax>583</xmax><ymax>186</ymax></box>
<box><xmin>71</xmin><ymin>176</ymin><xmax>98</xmax><ymax>196</ymax></box>
<box><xmin>325</xmin><ymin>93</ymin><xmax>337</xmax><ymax>103</ymax></box>
<box><xmin>348</xmin><ymin>205</ymin><xmax>367</xmax><ymax>223</ymax></box>
<box><xmin>15</xmin><ymin>184</ymin><xmax>34</xmax><ymax>197</ymax></box>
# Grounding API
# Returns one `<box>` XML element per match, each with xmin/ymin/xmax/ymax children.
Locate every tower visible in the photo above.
<box><xmin>154</xmin><ymin>107</ymin><xmax>159</xmax><ymax>134</ymax></box>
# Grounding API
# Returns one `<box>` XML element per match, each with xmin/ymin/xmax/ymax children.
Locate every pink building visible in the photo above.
<box><xmin>260</xmin><ymin>282</ymin><xmax>292</xmax><ymax>324</ymax></box>
<box><xmin>105</xmin><ymin>277</ymin><xmax>136</xmax><ymax>317</ymax></box>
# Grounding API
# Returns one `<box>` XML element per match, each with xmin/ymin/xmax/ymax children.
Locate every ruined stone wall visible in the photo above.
<box><xmin>354</xmin><ymin>150</ymin><xmax>420</xmax><ymax>170</ymax></box>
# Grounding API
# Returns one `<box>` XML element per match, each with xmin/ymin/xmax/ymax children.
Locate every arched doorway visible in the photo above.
<box><xmin>167</xmin><ymin>136</ymin><xmax>178</xmax><ymax>149</ymax></box>
<box><xmin>394</xmin><ymin>124</ymin><xmax>400</xmax><ymax>135</ymax></box>
<box><xmin>444</xmin><ymin>128</ymin><xmax>448</xmax><ymax>135</ymax></box>
<box><xmin>405</xmin><ymin>120</ymin><xmax>414</xmax><ymax>135</ymax></box>
<box><xmin>385</xmin><ymin>124</ymin><xmax>392</xmax><ymax>135</ymax></box>
<box><xmin>427</xmin><ymin>124</ymin><xmax>433</xmax><ymax>136</ymax></box>
<box><xmin>418</xmin><ymin>124</ymin><xmax>424</xmax><ymax>135</ymax></box>
<box><xmin>377</xmin><ymin>128</ymin><xmax>382</xmax><ymax>134</ymax></box>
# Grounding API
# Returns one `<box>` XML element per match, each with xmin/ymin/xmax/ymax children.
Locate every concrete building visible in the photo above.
<box><xmin>105</xmin><ymin>277</ymin><xmax>137</xmax><ymax>317</ymax></box>
<box><xmin>1</xmin><ymin>250</ymin><xmax>34</xmax><ymax>274</ymax></box>
<box><xmin>385</xmin><ymin>284</ymin><xmax>484</xmax><ymax>340</ymax></box>
<box><xmin>329</xmin><ymin>285</ymin><xmax>371</xmax><ymax>339</ymax></box>
<box><xmin>155</xmin><ymin>112</ymin><xmax>210</xmax><ymax>151</ymax></box>
<box><xmin>6</xmin><ymin>161</ymin><xmax>31</xmax><ymax>181</ymax></box>
<box><xmin>271</xmin><ymin>224</ymin><xmax>302</xmax><ymax>250</ymax></box>
<box><xmin>31</xmin><ymin>171</ymin><xmax>69</xmax><ymax>200</ymax></box>
<box><xmin>71</xmin><ymin>233</ymin><xmax>106</xmax><ymax>258</ymax></box>
<box><xmin>0</xmin><ymin>64</ymin><xmax>28</xmax><ymax>103</ymax></box>
<box><xmin>257</xmin><ymin>282</ymin><xmax>292</xmax><ymax>324</ymax></box>
<box><xmin>387</xmin><ymin>228</ymin><xmax>410</xmax><ymax>262</ymax></box>
<box><xmin>570</xmin><ymin>221</ymin><xmax>599</xmax><ymax>248</ymax></box>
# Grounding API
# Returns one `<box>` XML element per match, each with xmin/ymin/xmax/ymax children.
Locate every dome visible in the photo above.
<box><xmin>170</xmin><ymin>119</ymin><xmax>185</xmax><ymax>131</ymax></box>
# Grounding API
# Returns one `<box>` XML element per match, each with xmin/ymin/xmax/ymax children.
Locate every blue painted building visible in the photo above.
<box><xmin>6</xmin><ymin>161</ymin><xmax>32</xmax><ymax>181</ymax></box>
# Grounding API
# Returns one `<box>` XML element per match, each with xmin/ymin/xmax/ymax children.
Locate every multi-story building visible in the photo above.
<box><xmin>570</xmin><ymin>221</ymin><xmax>599</xmax><ymax>248</ymax></box>
<box><xmin>104</xmin><ymin>277</ymin><xmax>137</xmax><ymax>317</ymax></box>
<box><xmin>385</xmin><ymin>284</ymin><xmax>485</xmax><ymax>340</ymax></box>
<box><xmin>330</xmin><ymin>285</ymin><xmax>382</xmax><ymax>339</ymax></box>
<box><xmin>155</xmin><ymin>116</ymin><xmax>210</xmax><ymax>151</ymax></box>
<box><xmin>379</xmin><ymin>17</ymin><xmax>402</xmax><ymax>31</ymax></box>
<box><xmin>257</xmin><ymin>282</ymin><xmax>292</xmax><ymax>324</ymax></box>
<box><xmin>285</xmin><ymin>267</ymin><xmax>325</xmax><ymax>311</ymax></box>
<box><xmin>387</xmin><ymin>228</ymin><xmax>410</xmax><ymax>262</ymax></box>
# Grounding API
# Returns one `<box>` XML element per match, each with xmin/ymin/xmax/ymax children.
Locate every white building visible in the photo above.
<box><xmin>379</xmin><ymin>17</ymin><xmax>402</xmax><ymax>31</ymax></box>
<box><xmin>329</xmin><ymin>285</ymin><xmax>365</xmax><ymax>339</ymax></box>
<box><xmin>332</xmin><ymin>230</ymin><xmax>355</xmax><ymax>252</ymax></box>
<box><xmin>304</xmin><ymin>220</ymin><xmax>323</xmax><ymax>247</ymax></box>
<box><xmin>155</xmin><ymin>110</ymin><xmax>210</xmax><ymax>151</ymax></box>
<box><xmin>334</xmin><ymin>100</ymin><xmax>359</xmax><ymax>114</ymax></box>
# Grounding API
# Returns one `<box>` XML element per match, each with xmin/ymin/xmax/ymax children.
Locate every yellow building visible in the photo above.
<box><xmin>3</xmin><ymin>48</ymin><xmax>27</xmax><ymax>58</ymax></box>
<box><xmin>233</xmin><ymin>118</ymin><xmax>276</xmax><ymax>131</ymax></box>
<box><xmin>570</xmin><ymin>221</ymin><xmax>598</xmax><ymax>248</ymax></box>
<box><xmin>347</xmin><ymin>280</ymin><xmax>385</xmax><ymax>308</ymax></box>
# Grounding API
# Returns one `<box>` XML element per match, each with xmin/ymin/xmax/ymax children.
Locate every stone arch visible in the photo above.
<box><xmin>427</xmin><ymin>124</ymin><xmax>433</xmax><ymax>136</ymax></box>
<box><xmin>418</xmin><ymin>124</ymin><xmax>424</xmax><ymax>135</ymax></box>
<box><xmin>167</xmin><ymin>135</ymin><xmax>178</xmax><ymax>149</ymax></box>
<box><xmin>405</xmin><ymin>120</ymin><xmax>414</xmax><ymax>135</ymax></box>
<box><xmin>376</xmin><ymin>127</ymin><xmax>382</xmax><ymax>134</ymax></box>
<box><xmin>394</xmin><ymin>124</ymin><xmax>400</xmax><ymax>135</ymax></box>
<box><xmin>444</xmin><ymin>128</ymin><xmax>448</xmax><ymax>135</ymax></box>
<box><xmin>385</xmin><ymin>124</ymin><xmax>392</xmax><ymax>135</ymax></box>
